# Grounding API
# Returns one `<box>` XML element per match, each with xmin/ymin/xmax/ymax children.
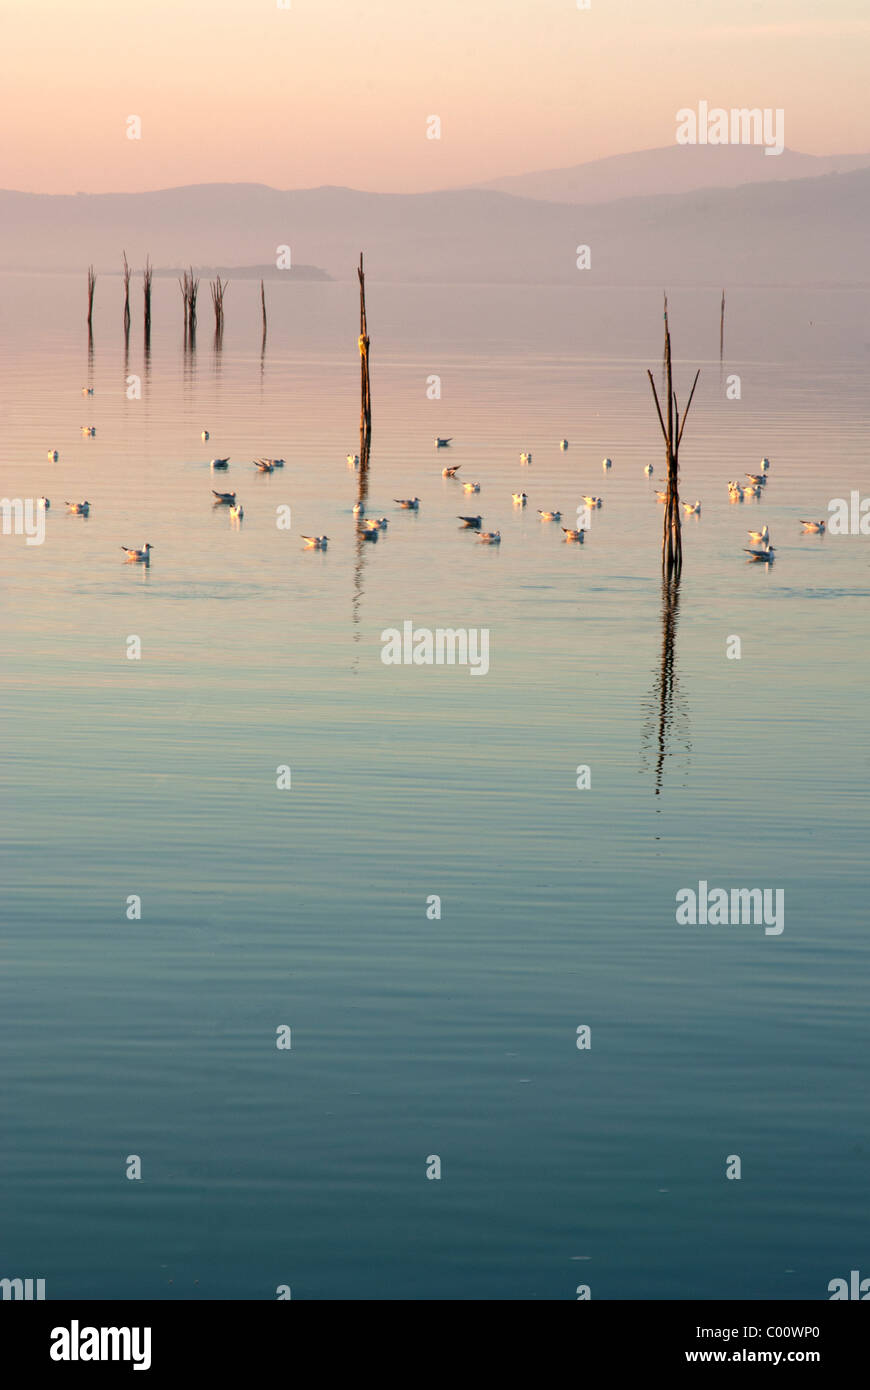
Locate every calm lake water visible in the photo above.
<box><xmin>1</xmin><ymin>273</ymin><xmax>868</xmax><ymax>1300</ymax></box>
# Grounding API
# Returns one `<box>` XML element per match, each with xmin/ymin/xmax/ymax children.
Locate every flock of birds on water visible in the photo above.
<box><xmin>35</xmin><ymin>397</ymin><xmax>828</xmax><ymax>566</ymax></box>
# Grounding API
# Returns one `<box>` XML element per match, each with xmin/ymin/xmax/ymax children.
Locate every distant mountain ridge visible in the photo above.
<box><xmin>2</xmin><ymin>162</ymin><xmax>870</xmax><ymax>286</ymax></box>
<box><xmin>472</xmin><ymin>145</ymin><xmax>870</xmax><ymax>203</ymax></box>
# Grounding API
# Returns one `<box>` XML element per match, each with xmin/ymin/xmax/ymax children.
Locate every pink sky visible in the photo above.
<box><xmin>2</xmin><ymin>0</ymin><xmax>869</xmax><ymax>194</ymax></box>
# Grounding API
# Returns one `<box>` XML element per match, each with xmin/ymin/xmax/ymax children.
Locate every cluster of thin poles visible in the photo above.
<box><xmin>87</xmin><ymin>259</ymin><xmax>272</xmax><ymax>354</ymax></box>
<box><xmin>210</xmin><ymin>274</ymin><xmax>228</xmax><ymax>345</ymax></box>
<box><xmin>178</xmin><ymin>267</ymin><xmax>200</xmax><ymax>345</ymax></box>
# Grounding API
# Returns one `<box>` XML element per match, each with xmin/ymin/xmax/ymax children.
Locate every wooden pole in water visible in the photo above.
<box><xmin>648</xmin><ymin>295</ymin><xmax>700</xmax><ymax>579</ymax></box>
<box><xmin>260</xmin><ymin>279</ymin><xmax>267</xmax><ymax>336</ymax></box>
<box><xmin>357</xmin><ymin>253</ymin><xmax>371</xmax><ymax>444</ymax></box>
<box><xmin>143</xmin><ymin>256</ymin><xmax>153</xmax><ymax>345</ymax></box>
<box><xmin>122</xmin><ymin>251</ymin><xmax>132</xmax><ymax>337</ymax></box>
<box><xmin>87</xmin><ymin>265</ymin><xmax>96</xmax><ymax>333</ymax></box>
<box><xmin>720</xmin><ymin>289</ymin><xmax>725</xmax><ymax>361</ymax></box>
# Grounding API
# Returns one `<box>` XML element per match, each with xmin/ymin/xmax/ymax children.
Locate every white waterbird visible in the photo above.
<box><xmin>538</xmin><ymin>509</ymin><xmax>562</xmax><ymax>521</ymax></box>
<box><xmin>800</xmin><ymin>519</ymin><xmax>826</xmax><ymax>532</ymax></box>
<box><xmin>66</xmin><ymin>500</ymin><xmax>90</xmax><ymax>514</ymax></box>
<box><xmin>230</xmin><ymin>503</ymin><xmax>244</xmax><ymax>520</ymax></box>
<box><xmin>457</xmin><ymin>515</ymin><xmax>482</xmax><ymax>528</ymax></box>
<box><xmin>302</xmin><ymin>535</ymin><xmax>329</xmax><ymax>549</ymax></box>
<box><xmin>212</xmin><ymin>490</ymin><xmax>236</xmax><ymax>505</ymax></box>
<box><xmin>442</xmin><ymin>464</ymin><xmax>461</xmax><ymax>477</ymax></box>
<box><xmin>435</xmin><ymin>437</ymin><xmax>452</xmax><ymax>448</ymax></box>
<box><xmin>744</xmin><ymin>546</ymin><xmax>775</xmax><ymax>561</ymax></box>
<box><xmin>462</xmin><ymin>481</ymin><xmax>481</xmax><ymax>493</ymax></box>
<box><xmin>211</xmin><ymin>457</ymin><xmax>230</xmax><ymax>469</ymax></box>
<box><xmin>683</xmin><ymin>500</ymin><xmax>701</xmax><ymax>515</ymax></box>
<box><xmin>562</xmin><ymin>527</ymin><xmax>585</xmax><ymax>542</ymax></box>
<box><xmin>394</xmin><ymin>497</ymin><xmax>420</xmax><ymax>509</ymax></box>
<box><xmin>120</xmin><ymin>542</ymin><xmax>153</xmax><ymax>562</ymax></box>
<box><xmin>478</xmin><ymin>530</ymin><xmax>501</xmax><ymax>544</ymax></box>
<box><xmin>602</xmin><ymin>457</ymin><xmax>612</xmax><ymax>469</ymax></box>
<box><xmin>583</xmin><ymin>495</ymin><xmax>602</xmax><ymax>508</ymax></box>
<box><xmin>747</xmin><ymin>525</ymin><xmax>769</xmax><ymax>545</ymax></box>
<box><xmin>512</xmin><ymin>492</ymin><xmax>528</xmax><ymax>505</ymax></box>
<box><xmin>47</xmin><ymin>449</ymin><xmax>58</xmax><ymax>462</ymax></box>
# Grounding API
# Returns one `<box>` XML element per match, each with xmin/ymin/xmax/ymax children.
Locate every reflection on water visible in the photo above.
<box><xmin>641</xmin><ymin>575</ymin><xmax>691</xmax><ymax>795</ymax></box>
<box><xmin>1</xmin><ymin>276</ymin><xmax>869</xmax><ymax>1301</ymax></box>
<box><xmin>351</xmin><ymin>431</ymin><xmax>372</xmax><ymax>650</ymax></box>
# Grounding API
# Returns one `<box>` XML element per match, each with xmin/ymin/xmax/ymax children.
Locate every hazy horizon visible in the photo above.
<box><xmin>4</xmin><ymin>0</ymin><xmax>870</xmax><ymax>195</ymax></box>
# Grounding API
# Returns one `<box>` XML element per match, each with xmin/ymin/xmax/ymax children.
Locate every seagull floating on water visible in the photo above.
<box><xmin>211</xmin><ymin>457</ymin><xmax>230</xmax><ymax>470</ymax></box>
<box><xmin>512</xmin><ymin>492</ymin><xmax>528</xmax><ymax>505</ymax></box>
<box><xmin>683</xmin><ymin>500</ymin><xmax>701</xmax><ymax>515</ymax></box>
<box><xmin>212</xmin><ymin>490</ymin><xmax>236</xmax><ymax>505</ymax></box>
<box><xmin>746</xmin><ymin>473</ymin><xmax>766</xmax><ymax>486</ymax></box>
<box><xmin>520</xmin><ymin>452</ymin><xmax>532</xmax><ymax>464</ymax></box>
<box><xmin>562</xmin><ymin>527</ymin><xmax>585</xmax><ymax>542</ymax></box>
<box><xmin>201</xmin><ymin>429</ymin><xmax>209</xmax><ymax>441</ymax></box>
<box><xmin>538</xmin><ymin>509</ymin><xmax>562</xmax><ymax>521</ymax></box>
<box><xmin>559</xmin><ymin>440</ymin><xmax>569</xmax><ymax>450</ymax></box>
<box><xmin>644</xmin><ymin>464</ymin><xmax>654</xmax><ymax>475</ymax></box>
<box><xmin>302</xmin><ymin>535</ymin><xmax>329</xmax><ymax>550</ymax></box>
<box><xmin>394</xmin><ymin>497</ymin><xmax>420</xmax><ymax>509</ymax></box>
<box><xmin>347</xmin><ymin>453</ymin><xmax>359</xmax><ymax>466</ymax></box>
<box><xmin>760</xmin><ymin>457</ymin><xmax>770</xmax><ymax>470</ymax></box>
<box><xmin>352</xmin><ymin>500</ymin><xmax>365</xmax><ymax>515</ymax></box>
<box><xmin>230</xmin><ymin>503</ymin><xmax>244</xmax><ymax>520</ymax></box>
<box><xmin>462</xmin><ymin>481</ymin><xmax>481</xmax><ymax>493</ymax></box>
<box><xmin>81</xmin><ymin>426</ymin><xmax>96</xmax><ymax>437</ymax></box>
<box><xmin>254</xmin><ymin>459</ymin><xmax>275</xmax><ymax>472</ymax></box>
<box><xmin>800</xmin><ymin>519</ymin><xmax>826</xmax><ymax>532</ymax></box>
<box><xmin>436</xmin><ymin>437</ymin><xmax>452</xmax><ymax>448</ymax></box>
<box><xmin>478</xmin><ymin>530</ymin><xmax>501</xmax><ymax>544</ymax></box>
<box><xmin>47</xmin><ymin>449</ymin><xmax>58</xmax><ymax>462</ymax></box>
<box><xmin>583</xmin><ymin>495</ymin><xmax>602</xmax><ymax>508</ymax></box>
<box><xmin>82</xmin><ymin>387</ymin><xmax>94</xmax><ymax>397</ymax></box>
<box><xmin>359</xmin><ymin>524</ymin><xmax>379</xmax><ymax>541</ymax></box>
<box><xmin>656</xmin><ymin>490</ymin><xmax>668</xmax><ymax>503</ymax></box>
<box><xmin>748</xmin><ymin>525</ymin><xmax>770</xmax><ymax>545</ymax></box>
<box><xmin>38</xmin><ymin>496</ymin><xmax>50</xmax><ymax>509</ymax></box>
<box><xmin>120</xmin><ymin>542</ymin><xmax>153</xmax><ymax>562</ymax></box>
<box><xmin>458</xmin><ymin>515</ymin><xmax>482</xmax><ymax>528</ymax></box>
<box><xmin>66</xmin><ymin>500</ymin><xmax>90</xmax><ymax>514</ymax></box>
<box><xmin>255</xmin><ymin>457</ymin><xmax>284</xmax><ymax>469</ymax></box>
<box><xmin>602</xmin><ymin>457</ymin><xmax>612</xmax><ymax>470</ymax></box>
<box><xmin>744</xmin><ymin>546</ymin><xmax>775</xmax><ymax>562</ymax></box>
<box><xmin>442</xmin><ymin>464</ymin><xmax>461</xmax><ymax>477</ymax></box>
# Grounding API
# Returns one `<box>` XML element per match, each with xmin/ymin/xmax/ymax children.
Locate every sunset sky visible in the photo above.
<box><xmin>2</xmin><ymin>0</ymin><xmax>869</xmax><ymax>194</ymax></box>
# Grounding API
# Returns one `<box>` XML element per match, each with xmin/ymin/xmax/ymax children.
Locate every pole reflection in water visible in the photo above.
<box><xmin>641</xmin><ymin>574</ymin><xmax>691</xmax><ymax>795</ymax></box>
<box><xmin>351</xmin><ymin>431</ymin><xmax>372</xmax><ymax>663</ymax></box>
